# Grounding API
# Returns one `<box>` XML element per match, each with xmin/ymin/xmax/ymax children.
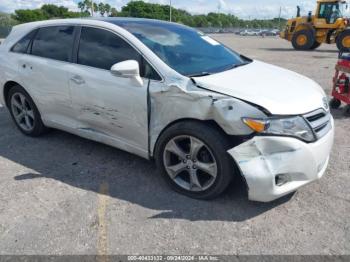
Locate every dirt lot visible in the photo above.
<box><xmin>0</xmin><ymin>35</ymin><xmax>349</xmax><ymax>255</ymax></box>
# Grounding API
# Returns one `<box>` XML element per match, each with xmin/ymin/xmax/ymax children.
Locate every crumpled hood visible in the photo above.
<box><xmin>193</xmin><ymin>60</ymin><xmax>327</xmax><ymax>115</ymax></box>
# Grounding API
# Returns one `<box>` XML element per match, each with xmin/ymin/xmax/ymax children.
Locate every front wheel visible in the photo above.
<box><xmin>337</xmin><ymin>30</ymin><xmax>350</xmax><ymax>51</ymax></box>
<box><xmin>155</xmin><ymin>121</ymin><xmax>236</xmax><ymax>200</ymax></box>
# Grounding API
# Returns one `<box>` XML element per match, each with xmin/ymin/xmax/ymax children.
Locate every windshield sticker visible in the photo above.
<box><xmin>201</xmin><ymin>36</ymin><xmax>220</xmax><ymax>46</ymax></box>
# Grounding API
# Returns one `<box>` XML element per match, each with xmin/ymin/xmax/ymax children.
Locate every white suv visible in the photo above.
<box><xmin>0</xmin><ymin>18</ymin><xmax>334</xmax><ymax>202</ymax></box>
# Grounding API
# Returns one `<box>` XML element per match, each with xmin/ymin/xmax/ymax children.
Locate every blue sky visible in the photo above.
<box><xmin>0</xmin><ymin>0</ymin><xmax>325</xmax><ymax>19</ymax></box>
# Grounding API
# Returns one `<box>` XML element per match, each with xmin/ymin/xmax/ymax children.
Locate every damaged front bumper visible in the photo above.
<box><xmin>228</xmin><ymin>118</ymin><xmax>334</xmax><ymax>202</ymax></box>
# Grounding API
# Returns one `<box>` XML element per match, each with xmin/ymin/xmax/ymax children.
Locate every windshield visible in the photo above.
<box><xmin>113</xmin><ymin>21</ymin><xmax>248</xmax><ymax>77</ymax></box>
<box><xmin>319</xmin><ymin>2</ymin><xmax>343</xmax><ymax>23</ymax></box>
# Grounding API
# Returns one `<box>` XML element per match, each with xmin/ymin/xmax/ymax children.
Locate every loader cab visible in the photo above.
<box><xmin>317</xmin><ymin>1</ymin><xmax>344</xmax><ymax>24</ymax></box>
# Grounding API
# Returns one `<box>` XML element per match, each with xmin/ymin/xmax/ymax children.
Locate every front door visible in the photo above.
<box><xmin>68</xmin><ymin>26</ymin><xmax>151</xmax><ymax>155</ymax></box>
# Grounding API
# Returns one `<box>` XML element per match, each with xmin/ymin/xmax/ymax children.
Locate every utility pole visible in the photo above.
<box><xmin>278</xmin><ymin>6</ymin><xmax>282</xmax><ymax>29</ymax></box>
<box><xmin>169</xmin><ymin>0</ymin><xmax>172</xmax><ymax>22</ymax></box>
<box><xmin>91</xmin><ymin>0</ymin><xmax>94</xmax><ymax>16</ymax></box>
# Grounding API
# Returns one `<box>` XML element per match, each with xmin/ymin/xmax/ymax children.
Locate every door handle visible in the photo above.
<box><xmin>70</xmin><ymin>75</ymin><xmax>85</xmax><ymax>85</ymax></box>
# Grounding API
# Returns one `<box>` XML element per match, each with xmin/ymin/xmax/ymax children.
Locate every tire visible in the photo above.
<box><xmin>310</xmin><ymin>41</ymin><xmax>321</xmax><ymax>50</ymax></box>
<box><xmin>292</xmin><ymin>29</ymin><xmax>315</xmax><ymax>50</ymax></box>
<box><xmin>155</xmin><ymin>121</ymin><xmax>235</xmax><ymax>200</ymax></box>
<box><xmin>7</xmin><ymin>85</ymin><xmax>48</xmax><ymax>136</ymax></box>
<box><xmin>329</xmin><ymin>98</ymin><xmax>341</xmax><ymax>109</ymax></box>
<box><xmin>337</xmin><ymin>30</ymin><xmax>350</xmax><ymax>52</ymax></box>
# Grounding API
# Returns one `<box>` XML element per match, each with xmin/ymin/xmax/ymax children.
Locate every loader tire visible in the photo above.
<box><xmin>337</xmin><ymin>30</ymin><xmax>350</xmax><ymax>51</ymax></box>
<box><xmin>292</xmin><ymin>29</ymin><xmax>315</xmax><ymax>50</ymax></box>
<box><xmin>310</xmin><ymin>41</ymin><xmax>321</xmax><ymax>50</ymax></box>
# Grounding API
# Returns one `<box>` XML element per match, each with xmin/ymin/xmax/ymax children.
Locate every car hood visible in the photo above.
<box><xmin>193</xmin><ymin>60</ymin><xmax>327</xmax><ymax>115</ymax></box>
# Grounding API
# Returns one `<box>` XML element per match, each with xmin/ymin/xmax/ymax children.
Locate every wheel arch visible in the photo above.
<box><xmin>152</xmin><ymin>117</ymin><xmax>249</xmax><ymax>196</ymax></box>
<box><xmin>3</xmin><ymin>81</ymin><xmax>42</xmax><ymax>116</ymax></box>
<box><xmin>295</xmin><ymin>23</ymin><xmax>316</xmax><ymax>35</ymax></box>
<box><xmin>151</xmin><ymin>118</ymin><xmax>245</xmax><ymax>159</ymax></box>
<box><xmin>3</xmin><ymin>81</ymin><xmax>21</xmax><ymax>108</ymax></box>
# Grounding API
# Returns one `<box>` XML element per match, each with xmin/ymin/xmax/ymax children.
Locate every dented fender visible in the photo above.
<box><xmin>148</xmin><ymin>78</ymin><xmax>267</xmax><ymax>156</ymax></box>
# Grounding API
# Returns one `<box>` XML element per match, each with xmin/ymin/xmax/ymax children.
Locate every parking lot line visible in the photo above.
<box><xmin>97</xmin><ymin>181</ymin><xmax>109</xmax><ymax>260</ymax></box>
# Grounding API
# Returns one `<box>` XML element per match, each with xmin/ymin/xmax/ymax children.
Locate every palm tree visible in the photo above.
<box><xmin>110</xmin><ymin>7</ymin><xmax>118</xmax><ymax>17</ymax></box>
<box><xmin>98</xmin><ymin>3</ymin><xmax>105</xmax><ymax>16</ymax></box>
<box><xmin>78</xmin><ymin>1</ymin><xmax>85</xmax><ymax>13</ymax></box>
<box><xmin>105</xmin><ymin>4</ymin><xmax>111</xmax><ymax>16</ymax></box>
<box><xmin>93</xmin><ymin>2</ymin><xmax>99</xmax><ymax>15</ymax></box>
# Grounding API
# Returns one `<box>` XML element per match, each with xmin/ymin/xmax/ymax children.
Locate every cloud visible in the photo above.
<box><xmin>218</xmin><ymin>0</ymin><xmax>227</xmax><ymax>12</ymax></box>
<box><xmin>2</xmin><ymin>0</ymin><xmax>349</xmax><ymax>19</ymax></box>
<box><xmin>0</xmin><ymin>0</ymin><xmax>78</xmax><ymax>13</ymax></box>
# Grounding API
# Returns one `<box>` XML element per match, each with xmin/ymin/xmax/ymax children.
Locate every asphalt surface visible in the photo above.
<box><xmin>0</xmin><ymin>35</ymin><xmax>349</xmax><ymax>255</ymax></box>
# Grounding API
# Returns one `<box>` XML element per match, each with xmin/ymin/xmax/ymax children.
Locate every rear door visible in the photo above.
<box><xmin>18</xmin><ymin>25</ymin><xmax>76</xmax><ymax>124</ymax></box>
<box><xmin>68</xmin><ymin>26</ymin><xmax>161</xmax><ymax>154</ymax></box>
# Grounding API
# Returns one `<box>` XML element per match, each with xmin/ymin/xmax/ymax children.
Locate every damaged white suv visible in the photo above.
<box><xmin>0</xmin><ymin>18</ymin><xmax>334</xmax><ymax>202</ymax></box>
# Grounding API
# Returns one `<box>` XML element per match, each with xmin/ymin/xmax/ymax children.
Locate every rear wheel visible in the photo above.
<box><xmin>155</xmin><ymin>121</ymin><xmax>235</xmax><ymax>200</ymax></box>
<box><xmin>7</xmin><ymin>85</ymin><xmax>48</xmax><ymax>136</ymax></box>
<box><xmin>292</xmin><ymin>29</ymin><xmax>315</xmax><ymax>50</ymax></box>
<box><xmin>337</xmin><ymin>30</ymin><xmax>350</xmax><ymax>51</ymax></box>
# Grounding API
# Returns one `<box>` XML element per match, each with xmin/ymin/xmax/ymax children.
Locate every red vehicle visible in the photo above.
<box><xmin>330</xmin><ymin>52</ymin><xmax>350</xmax><ymax>116</ymax></box>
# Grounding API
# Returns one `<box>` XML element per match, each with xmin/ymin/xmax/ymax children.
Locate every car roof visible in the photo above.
<box><xmin>89</xmin><ymin>17</ymin><xmax>176</xmax><ymax>25</ymax></box>
<box><xmin>88</xmin><ymin>17</ymin><xmax>193</xmax><ymax>31</ymax></box>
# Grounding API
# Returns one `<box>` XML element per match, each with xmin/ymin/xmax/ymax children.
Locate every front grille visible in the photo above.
<box><xmin>303</xmin><ymin>109</ymin><xmax>332</xmax><ymax>140</ymax></box>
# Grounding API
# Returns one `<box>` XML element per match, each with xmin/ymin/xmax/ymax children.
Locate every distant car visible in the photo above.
<box><xmin>259</xmin><ymin>30</ymin><xmax>278</xmax><ymax>36</ymax></box>
<box><xmin>240</xmin><ymin>30</ymin><xmax>256</xmax><ymax>36</ymax></box>
<box><xmin>0</xmin><ymin>18</ymin><xmax>334</xmax><ymax>202</ymax></box>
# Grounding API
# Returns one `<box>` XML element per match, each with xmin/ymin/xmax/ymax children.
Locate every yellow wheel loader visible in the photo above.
<box><xmin>280</xmin><ymin>0</ymin><xmax>350</xmax><ymax>51</ymax></box>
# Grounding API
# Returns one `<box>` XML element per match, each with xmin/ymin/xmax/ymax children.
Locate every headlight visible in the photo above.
<box><xmin>242</xmin><ymin>116</ymin><xmax>316</xmax><ymax>142</ymax></box>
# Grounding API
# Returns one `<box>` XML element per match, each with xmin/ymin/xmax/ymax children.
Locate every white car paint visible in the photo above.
<box><xmin>229</xmin><ymin>118</ymin><xmax>334</xmax><ymax>202</ymax></box>
<box><xmin>194</xmin><ymin>60</ymin><xmax>328</xmax><ymax>115</ymax></box>
<box><xmin>0</xmin><ymin>18</ymin><xmax>334</xmax><ymax>202</ymax></box>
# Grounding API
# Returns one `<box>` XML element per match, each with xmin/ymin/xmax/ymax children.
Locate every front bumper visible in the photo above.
<box><xmin>228</xmin><ymin>117</ymin><xmax>334</xmax><ymax>202</ymax></box>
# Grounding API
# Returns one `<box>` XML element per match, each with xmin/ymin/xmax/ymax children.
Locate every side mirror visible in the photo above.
<box><xmin>110</xmin><ymin>60</ymin><xmax>143</xmax><ymax>87</ymax></box>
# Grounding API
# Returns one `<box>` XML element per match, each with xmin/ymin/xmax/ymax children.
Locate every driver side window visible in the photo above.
<box><xmin>77</xmin><ymin>27</ymin><xmax>161</xmax><ymax>80</ymax></box>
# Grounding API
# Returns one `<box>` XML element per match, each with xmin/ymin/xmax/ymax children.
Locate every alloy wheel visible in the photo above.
<box><xmin>163</xmin><ymin>135</ymin><xmax>218</xmax><ymax>192</ymax></box>
<box><xmin>10</xmin><ymin>92</ymin><xmax>35</xmax><ymax>132</ymax></box>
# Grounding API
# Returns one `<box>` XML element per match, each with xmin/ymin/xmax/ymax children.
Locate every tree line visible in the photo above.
<box><xmin>3</xmin><ymin>1</ymin><xmax>286</xmax><ymax>29</ymax></box>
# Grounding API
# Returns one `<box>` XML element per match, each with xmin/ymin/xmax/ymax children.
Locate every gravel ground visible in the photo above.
<box><xmin>0</xmin><ymin>35</ymin><xmax>349</xmax><ymax>255</ymax></box>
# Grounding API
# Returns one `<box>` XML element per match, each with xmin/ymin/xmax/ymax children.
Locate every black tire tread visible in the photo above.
<box><xmin>310</xmin><ymin>41</ymin><xmax>321</xmax><ymax>50</ymax></box>
<box><xmin>292</xmin><ymin>29</ymin><xmax>315</xmax><ymax>50</ymax></box>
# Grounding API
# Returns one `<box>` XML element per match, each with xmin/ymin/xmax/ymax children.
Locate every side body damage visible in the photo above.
<box><xmin>147</xmin><ymin>77</ymin><xmax>267</xmax><ymax>157</ymax></box>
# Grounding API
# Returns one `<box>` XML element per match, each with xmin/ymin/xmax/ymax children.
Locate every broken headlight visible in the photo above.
<box><xmin>242</xmin><ymin>116</ymin><xmax>316</xmax><ymax>142</ymax></box>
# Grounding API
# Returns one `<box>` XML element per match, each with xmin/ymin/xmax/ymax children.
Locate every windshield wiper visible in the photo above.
<box><xmin>188</xmin><ymin>62</ymin><xmax>250</xmax><ymax>78</ymax></box>
<box><xmin>226</xmin><ymin>62</ymin><xmax>250</xmax><ymax>70</ymax></box>
<box><xmin>187</xmin><ymin>72</ymin><xmax>211</xmax><ymax>77</ymax></box>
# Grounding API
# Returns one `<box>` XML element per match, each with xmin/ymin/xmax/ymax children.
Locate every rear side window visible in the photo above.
<box><xmin>11</xmin><ymin>30</ymin><xmax>37</xmax><ymax>54</ymax></box>
<box><xmin>31</xmin><ymin>26</ymin><xmax>75</xmax><ymax>62</ymax></box>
